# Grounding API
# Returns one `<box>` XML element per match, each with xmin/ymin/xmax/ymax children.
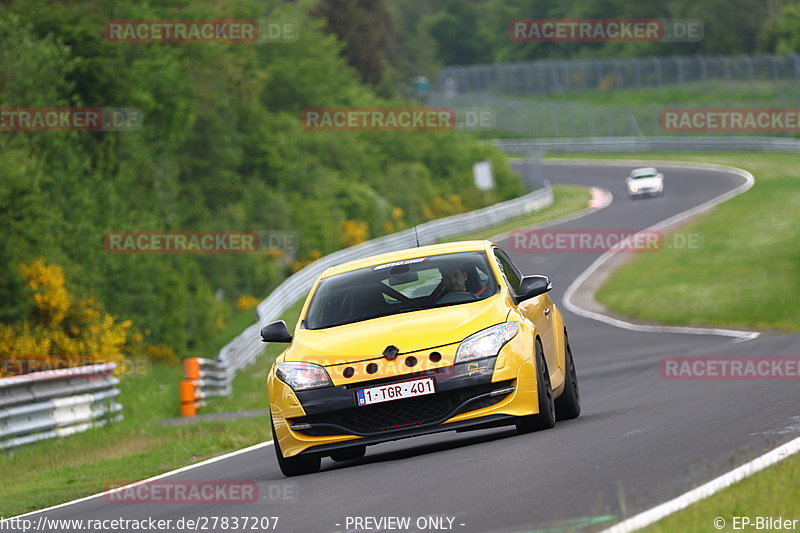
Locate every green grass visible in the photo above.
<box><xmin>528</xmin><ymin>80</ymin><xmax>800</xmax><ymax>108</ymax></box>
<box><xmin>547</xmin><ymin>152</ymin><xmax>800</xmax><ymax>332</ymax></box>
<box><xmin>642</xmin><ymin>451</ymin><xmax>800</xmax><ymax>533</ymax></box>
<box><xmin>464</xmin><ymin>81</ymin><xmax>800</xmax><ymax>139</ymax></box>
<box><xmin>194</xmin><ymin>306</ymin><xmax>262</xmax><ymax>358</ymax></box>
<box><xmin>0</xmin><ymin>183</ymin><xmax>591</xmax><ymax>517</ymax></box>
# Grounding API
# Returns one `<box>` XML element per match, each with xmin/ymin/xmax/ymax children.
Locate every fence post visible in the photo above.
<box><xmin>613</xmin><ymin>58</ymin><xmax>624</xmax><ymax>89</ymax></box>
<box><xmin>651</xmin><ymin>56</ymin><xmax>662</xmax><ymax>87</ymax></box>
<box><xmin>744</xmin><ymin>55</ymin><xmax>754</xmax><ymax>85</ymax></box>
<box><xmin>697</xmin><ymin>54</ymin><xmax>708</xmax><ymax>89</ymax></box>
<box><xmin>674</xmin><ymin>56</ymin><xmax>684</xmax><ymax>87</ymax></box>
<box><xmin>179</xmin><ymin>380</ymin><xmax>198</xmax><ymax>417</ymax></box>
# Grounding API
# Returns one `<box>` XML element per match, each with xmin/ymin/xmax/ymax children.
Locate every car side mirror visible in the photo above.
<box><xmin>517</xmin><ymin>275</ymin><xmax>552</xmax><ymax>301</ymax></box>
<box><xmin>260</xmin><ymin>320</ymin><xmax>292</xmax><ymax>343</ymax></box>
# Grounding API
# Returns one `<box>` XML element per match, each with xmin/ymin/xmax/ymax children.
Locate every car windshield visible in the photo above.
<box><xmin>304</xmin><ymin>251</ymin><xmax>499</xmax><ymax>330</ymax></box>
<box><xmin>632</xmin><ymin>170</ymin><xmax>657</xmax><ymax>179</ymax></box>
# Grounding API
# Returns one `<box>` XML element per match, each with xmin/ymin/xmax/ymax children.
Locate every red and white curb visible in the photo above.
<box><xmin>588</xmin><ymin>187</ymin><xmax>609</xmax><ymax>208</ymax></box>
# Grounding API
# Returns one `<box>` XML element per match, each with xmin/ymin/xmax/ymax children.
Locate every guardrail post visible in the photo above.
<box><xmin>179</xmin><ymin>380</ymin><xmax>198</xmax><ymax>417</ymax></box>
<box><xmin>184</xmin><ymin>357</ymin><xmax>200</xmax><ymax>380</ymax></box>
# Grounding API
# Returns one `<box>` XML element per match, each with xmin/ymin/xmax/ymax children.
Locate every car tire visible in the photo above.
<box><xmin>330</xmin><ymin>445</ymin><xmax>366</xmax><ymax>462</ymax></box>
<box><xmin>554</xmin><ymin>332</ymin><xmax>580</xmax><ymax>421</ymax></box>
<box><xmin>516</xmin><ymin>339</ymin><xmax>556</xmax><ymax>434</ymax></box>
<box><xmin>270</xmin><ymin>415</ymin><xmax>321</xmax><ymax>476</ymax></box>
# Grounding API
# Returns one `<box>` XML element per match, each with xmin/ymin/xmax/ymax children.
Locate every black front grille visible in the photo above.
<box><xmin>294</xmin><ymin>381</ymin><xmax>512</xmax><ymax>436</ymax></box>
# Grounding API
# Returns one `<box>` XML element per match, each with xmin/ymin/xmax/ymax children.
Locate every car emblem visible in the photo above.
<box><xmin>383</xmin><ymin>345</ymin><xmax>400</xmax><ymax>360</ymax></box>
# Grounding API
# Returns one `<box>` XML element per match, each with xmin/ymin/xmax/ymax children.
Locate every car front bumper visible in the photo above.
<box><xmin>269</xmin><ymin>341</ymin><xmax>540</xmax><ymax>458</ymax></box>
<box><xmin>628</xmin><ymin>187</ymin><xmax>663</xmax><ymax>197</ymax></box>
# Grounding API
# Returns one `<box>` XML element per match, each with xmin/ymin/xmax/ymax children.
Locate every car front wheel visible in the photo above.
<box><xmin>554</xmin><ymin>332</ymin><xmax>580</xmax><ymax>420</ymax></box>
<box><xmin>270</xmin><ymin>415</ymin><xmax>321</xmax><ymax>476</ymax></box>
<box><xmin>516</xmin><ymin>339</ymin><xmax>556</xmax><ymax>434</ymax></box>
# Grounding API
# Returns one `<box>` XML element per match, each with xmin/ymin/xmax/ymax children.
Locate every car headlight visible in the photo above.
<box><xmin>630</xmin><ymin>185</ymin><xmax>639</xmax><ymax>192</ymax></box>
<box><xmin>455</xmin><ymin>322</ymin><xmax>519</xmax><ymax>363</ymax></box>
<box><xmin>275</xmin><ymin>362</ymin><xmax>332</xmax><ymax>391</ymax></box>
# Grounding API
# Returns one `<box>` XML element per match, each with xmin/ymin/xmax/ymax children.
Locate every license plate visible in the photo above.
<box><xmin>356</xmin><ymin>377</ymin><xmax>435</xmax><ymax>406</ymax></box>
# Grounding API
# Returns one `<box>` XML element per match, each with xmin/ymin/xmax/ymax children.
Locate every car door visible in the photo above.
<box><xmin>492</xmin><ymin>248</ymin><xmax>556</xmax><ymax>374</ymax></box>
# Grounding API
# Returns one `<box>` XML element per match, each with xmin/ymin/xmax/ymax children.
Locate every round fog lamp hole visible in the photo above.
<box><xmin>343</xmin><ymin>367</ymin><xmax>355</xmax><ymax>378</ymax></box>
<box><xmin>405</xmin><ymin>356</ymin><xmax>417</xmax><ymax>367</ymax></box>
<box><xmin>429</xmin><ymin>352</ymin><xmax>442</xmax><ymax>363</ymax></box>
<box><xmin>366</xmin><ymin>363</ymin><xmax>378</xmax><ymax>374</ymax></box>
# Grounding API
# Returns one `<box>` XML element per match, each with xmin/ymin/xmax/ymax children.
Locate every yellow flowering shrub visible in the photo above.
<box><xmin>235</xmin><ymin>295</ymin><xmax>260</xmax><ymax>311</ymax></box>
<box><xmin>291</xmin><ymin>249</ymin><xmax>322</xmax><ymax>273</ymax></box>
<box><xmin>342</xmin><ymin>220</ymin><xmax>368</xmax><ymax>247</ymax></box>
<box><xmin>0</xmin><ymin>259</ymin><xmax>143</xmax><ymax>377</ymax></box>
<box><xmin>146</xmin><ymin>344</ymin><xmax>177</xmax><ymax>365</ymax></box>
<box><xmin>18</xmin><ymin>258</ymin><xmax>70</xmax><ymax>328</ymax></box>
<box><xmin>384</xmin><ymin>207</ymin><xmax>407</xmax><ymax>234</ymax></box>
<box><xmin>424</xmin><ymin>194</ymin><xmax>465</xmax><ymax>220</ymax></box>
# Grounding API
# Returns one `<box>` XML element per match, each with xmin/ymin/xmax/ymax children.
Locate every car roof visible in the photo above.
<box><xmin>631</xmin><ymin>167</ymin><xmax>658</xmax><ymax>176</ymax></box>
<box><xmin>319</xmin><ymin>240</ymin><xmax>496</xmax><ymax>278</ymax></box>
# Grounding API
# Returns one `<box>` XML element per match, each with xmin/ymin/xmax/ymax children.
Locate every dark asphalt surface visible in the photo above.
<box><xmin>7</xmin><ymin>162</ymin><xmax>799</xmax><ymax>533</ymax></box>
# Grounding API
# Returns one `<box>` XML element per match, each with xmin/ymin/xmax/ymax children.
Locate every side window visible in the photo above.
<box><xmin>493</xmin><ymin>249</ymin><xmax>522</xmax><ymax>294</ymax></box>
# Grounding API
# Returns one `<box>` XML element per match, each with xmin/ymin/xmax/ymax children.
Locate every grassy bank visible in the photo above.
<box><xmin>643</xmin><ymin>451</ymin><xmax>800</xmax><ymax>532</ymax></box>
<box><xmin>548</xmin><ymin>152</ymin><xmax>800</xmax><ymax>332</ymax></box>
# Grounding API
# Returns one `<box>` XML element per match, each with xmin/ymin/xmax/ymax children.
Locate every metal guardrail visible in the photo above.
<box><xmin>180</xmin><ymin>358</ymin><xmax>230</xmax><ymax>417</ymax></box>
<box><xmin>493</xmin><ymin>136</ymin><xmax>800</xmax><ymax>154</ymax></box>
<box><xmin>191</xmin><ymin>183</ymin><xmax>554</xmax><ymax>404</ymax></box>
<box><xmin>0</xmin><ymin>363</ymin><xmax>122</xmax><ymax>450</ymax></box>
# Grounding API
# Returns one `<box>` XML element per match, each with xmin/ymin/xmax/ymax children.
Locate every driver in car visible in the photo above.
<box><xmin>442</xmin><ymin>265</ymin><xmax>469</xmax><ymax>294</ymax></box>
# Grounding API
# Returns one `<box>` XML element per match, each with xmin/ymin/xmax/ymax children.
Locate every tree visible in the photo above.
<box><xmin>312</xmin><ymin>0</ymin><xmax>392</xmax><ymax>85</ymax></box>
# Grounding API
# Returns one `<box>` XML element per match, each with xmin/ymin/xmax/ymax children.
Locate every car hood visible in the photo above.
<box><xmin>283</xmin><ymin>293</ymin><xmax>510</xmax><ymax>365</ymax></box>
<box><xmin>628</xmin><ymin>176</ymin><xmax>662</xmax><ymax>188</ymax></box>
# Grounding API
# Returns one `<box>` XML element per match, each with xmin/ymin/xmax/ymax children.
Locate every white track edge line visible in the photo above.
<box><xmin>561</xmin><ymin>161</ymin><xmax>759</xmax><ymax>340</ymax></box>
<box><xmin>0</xmin><ymin>439</ymin><xmax>274</xmax><ymax>522</ymax></box>
<box><xmin>599</xmin><ymin>435</ymin><xmax>800</xmax><ymax>533</ymax></box>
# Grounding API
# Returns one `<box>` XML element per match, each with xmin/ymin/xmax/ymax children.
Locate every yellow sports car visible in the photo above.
<box><xmin>262</xmin><ymin>240</ymin><xmax>580</xmax><ymax>476</ymax></box>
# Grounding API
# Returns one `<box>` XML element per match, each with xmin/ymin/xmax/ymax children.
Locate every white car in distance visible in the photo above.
<box><xmin>626</xmin><ymin>167</ymin><xmax>664</xmax><ymax>198</ymax></box>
